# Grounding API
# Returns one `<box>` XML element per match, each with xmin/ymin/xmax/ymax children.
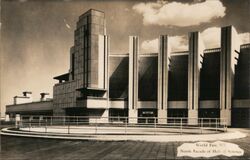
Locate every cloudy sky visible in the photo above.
<box><xmin>1</xmin><ymin>0</ymin><xmax>250</xmax><ymax>116</ymax></box>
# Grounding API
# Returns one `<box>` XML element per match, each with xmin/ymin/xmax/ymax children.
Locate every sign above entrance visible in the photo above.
<box><xmin>142</xmin><ymin>111</ymin><xmax>154</xmax><ymax>115</ymax></box>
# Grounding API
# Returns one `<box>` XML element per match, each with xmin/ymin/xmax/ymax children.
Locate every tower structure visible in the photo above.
<box><xmin>157</xmin><ymin>35</ymin><xmax>170</xmax><ymax>123</ymax></box>
<box><xmin>188</xmin><ymin>32</ymin><xmax>204</xmax><ymax>125</ymax></box>
<box><xmin>128</xmin><ymin>36</ymin><xmax>139</xmax><ymax>123</ymax></box>
<box><xmin>220</xmin><ymin>26</ymin><xmax>240</xmax><ymax>125</ymax></box>
<box><xmin>53</xmin><ymin>9</ymin><xmax>109</xmax><ymax>116</ymax></box>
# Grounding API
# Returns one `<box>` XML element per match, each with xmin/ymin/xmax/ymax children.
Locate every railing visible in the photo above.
<box><xmin>16</xmin><ymin>115</ymin><xmax>227</xmax><ymax>135</ymax></box>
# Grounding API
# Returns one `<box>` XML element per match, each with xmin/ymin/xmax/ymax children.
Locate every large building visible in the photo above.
<box><xmin>6</xmin><ymin>9</ymin><xmax>250</xmax><ymax>127</ymax></box>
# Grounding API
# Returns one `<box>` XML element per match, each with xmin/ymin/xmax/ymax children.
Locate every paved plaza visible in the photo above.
<box><xmin>1</xmin><ymin>128</ymin><xmax>250</xmax><ymax>159</ymax></box>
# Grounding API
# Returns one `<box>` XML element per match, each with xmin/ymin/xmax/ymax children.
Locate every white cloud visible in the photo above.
<box><xmin>169</xmin><ymin>36</ymin><xmax>188</xmax><ymax>51</ymax></box>
<box><xmin>201</xmin><ymin>27</ymin><xmax>221</xmax><ymax>48</ymax></box>
<box><xmin>201</xmin><ymin>27</ymin><xmax>250</xmax><ymax>49</ymax></box>
<box><xmin>124</xmin><ymin>8</ymin><xmax>129</xmax><ymax>12</ymax></box>
<box><xmin>141</xmin><ymin>39</ymin><xmax>159</xmax><ymax>53</ymax></box>
<box><xmin>239</xmin><ymin>33</ymin><xmax>250</xmax><ymax>44</ymax></box>
<box><xmin>133</xmin><ymin>1</ymin><xmax>226</xmax><ymax>27</ymax></box>
<box><xmin>141</xmin><ymin>36</ymin><xmax>188</xmax><ymax>53</ymax></box>
<box><xmin>141</xmin><ymin>27</ymin><xmax>250</xmax><ymax>53</ymax></box>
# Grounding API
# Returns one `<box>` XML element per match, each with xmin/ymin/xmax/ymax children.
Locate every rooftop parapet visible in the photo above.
<box><xmin>204</xmin><ymin>48</ymin><xmax>221</xmax><ymax>53</ymax></box>
<box><xmin>79</xmin><ymin>9</ymin><xmax>105</xmax><ymax>20</ymax></box>
<box><xmin>53</xmin><ymin>73</ymin><xmax>69</xmax><ymax>83</ymax></box>
<box><xmin>240</xmin><ymin>43</ymin><xmax>250</xmax><ymax>49</ymax></box>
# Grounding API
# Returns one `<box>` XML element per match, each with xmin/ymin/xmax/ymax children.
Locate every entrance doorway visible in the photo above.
<box><xmin>109</xmin><ymin>109</ymin><xmax>128</xmax><ymax>122</ymax></box>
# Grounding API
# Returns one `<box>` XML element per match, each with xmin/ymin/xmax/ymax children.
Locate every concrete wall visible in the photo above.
<box><xmin>86</xmin><ymin>98</ymin><xmax>108</xmax><ymax>109</ymax></box>
<box><xmin>137</xmin><ymin>101</ymin><xmax>157</xmax><ymax>109</ymax></box>
<box><xmin>233</xmin><ymin>99</ymin><xmax>250</xmax><ymax>108</ymax></box>
<box><xmin>74</xmin><ymin>9</ymin><xmax>106</xmax><ymax>89</ymax></box>
<box><xmin>168</xmin><ymin>101</ymin><xmax>187</xmax><ymax>109</ymax></box>
<box><xmin>109</xmin><ymin>100</ymin><xmax>127</xmax><ymax>109</ymax></box>
<box><xmin>199</xmin><ymin>100</ymin><xmax>219</xmax><ymax>109</ymax></box>
<box><xmin>53</xmin><ymin>81</ymin><xmax>77</xmax><ymax>109</ymax></box>
<box><xmin>52</xmin><ymin>9</ymin><xmax>107</xmax><ymax>116</ymax></box>
<box><xmin>6</xmin><ymin>101</ymin><xmax>53</xmax><ymax>115</ymax></box>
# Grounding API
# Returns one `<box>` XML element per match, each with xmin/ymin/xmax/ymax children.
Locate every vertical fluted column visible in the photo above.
<box><xmin>104</xmin><ymin>35</ymin><xmax>109</xmax><ymax>91</ymax></box>
<box><xmin>97</xmin><ymin>35</ymin><xmax>110</xmax><ymax>123</ymax></box>
<box><xmin>104</xmin><ymin>35</ymin><xmax>110</xmax><ymax>122</ymax></box>
<box><xmin>157</xmin><ymin>35</ymin><xmax>170</xmax><ymax>124</ymax></box>
<box><xmin>220</xmin><ymin>26</ymin><xmax>240</xmax><ymax>126</ymax></box>
<box><xmin>98</xmin><ymin>35</ymin><xmax>109</xmax><ymax>90</ymax></box>
<box><xmin>128</xmin><ymin>36</ymin><xmax>139</xmax><ymax>123</ymax></box>
<box><xmin>188</xmin><ymin>32</ymin><xmax>204</xmax><ymax>125</ymax></box>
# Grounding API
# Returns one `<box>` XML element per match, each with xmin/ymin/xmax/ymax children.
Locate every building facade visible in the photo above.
<box><xmin>6</xmin><ymin>9</ymin><xmax>250</xmax><ymax>127</ymax></box>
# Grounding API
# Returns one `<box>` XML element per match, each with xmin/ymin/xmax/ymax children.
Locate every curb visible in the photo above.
<box><xmin>1</xmin><ymin>127</ymin><xmax>246</xmax><ymax>142</ymax></box>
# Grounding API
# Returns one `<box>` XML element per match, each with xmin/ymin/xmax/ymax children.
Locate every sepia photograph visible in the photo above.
<box><xmin>0</xmin><ymin>0</ymin><xmax>250</xmax><ymax>159</ymax></box>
